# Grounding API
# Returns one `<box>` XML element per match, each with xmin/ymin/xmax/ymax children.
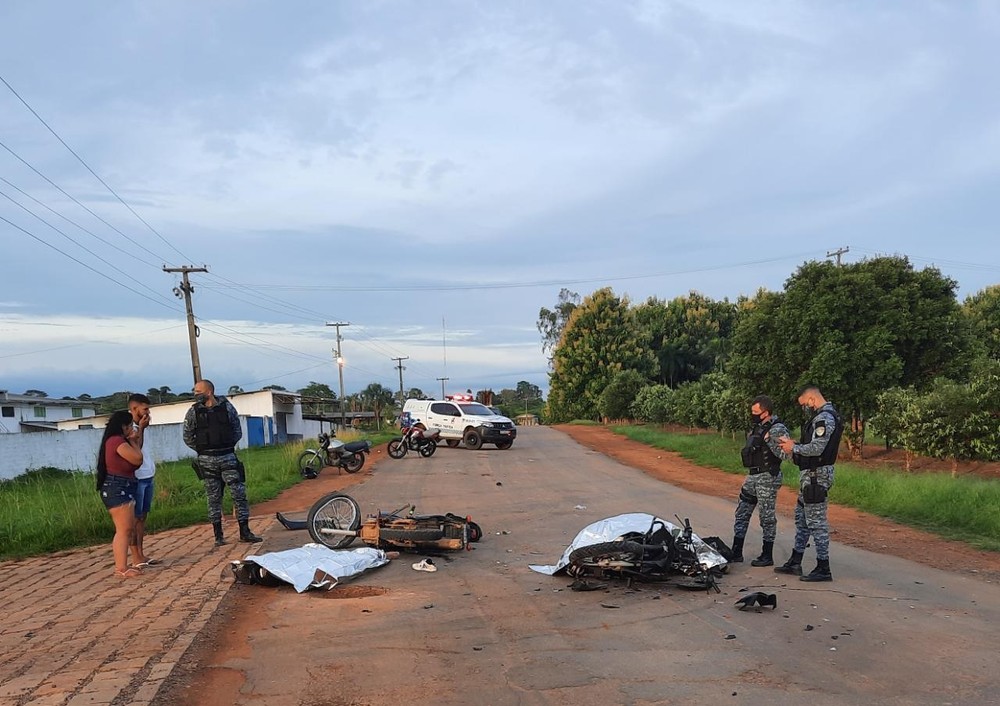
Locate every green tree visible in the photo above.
<box><xmin>297</xmin><ymin>381</ymin><xmax>336</xmax><ymax>398</ymax></box>
<box><xmin>728</xmin><ymin>257</ymin><xmax>972</xmax><ymax>456</ymax></box>
<box><xmin>963</xmin><ymin>285</ymin><xmax>1000</xmax><ymax>361</ymax></box>
<box><xmin>631</xmin><ymin>384</ymin><xmax>674</xmax><ymax>424</ymax></box>
<box><xmin>598</xmin><ymin>369</ymin><xmax>647</xmax><ymax>421</ymax></box>
<box><xmin>870</xmin><ymin>387</ymin><xmax>918</xmax><ymax>451</ymax></box>
<box><xmin>537</xmin><ymin>288</ymin><xmax>580</xmax><ymax>360</ymax></box>
<box><xmin>634</xmin><ymin>292</ymin><xmax>738</xmax><ymax>387</ymax></box>
<box><xmin>547</xmin><ymin>288</ymin><xmax>656</xmax><ymax>421</ymax></box>
<box><xmin>405</xmin><ymin>387</ymin><xmax>427</xmax><ymax>400</ymax></box>
<box><xmin>262</xmin><ymin>384</ymin><xmax>287</xmax><ymax>391</ymax></box>
<box><xmin>360</xmin><ymin>382</ymin><xmax>396</xmax><ymax>430</ymax></box>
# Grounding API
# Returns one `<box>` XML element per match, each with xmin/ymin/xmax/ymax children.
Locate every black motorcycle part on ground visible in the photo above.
<box><xmin>276</xmin><ymin>511</ymin><xmax>307</xmax><ymax>531</ymax></box>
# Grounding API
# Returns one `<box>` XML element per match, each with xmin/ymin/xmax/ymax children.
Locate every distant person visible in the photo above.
<box><xmin>96</xmin><ymin>409</ymin><xmax>144</xmax><ymax>578</ymax></box>
<box><xmin>128</xmin><ymin>393</ymin><xmax>160</xmax><ymax>568</ymax></box>
<box><xmin>776</xmin><ymin>386</ymin><xmax>843</xmax><ymax>582</ymax></box>
<box><xmin>731</xmin><ymin>395</ymin><xmax>788</xmax><ymax>567</ymax></box>
<box><xmin>183</xmin><ymin>379</ymin><xmax>262</xmax><ymax>546</ymax></box>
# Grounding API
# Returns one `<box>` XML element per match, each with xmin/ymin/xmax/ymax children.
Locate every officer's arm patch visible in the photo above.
<box><xmin>814</xmin><ymin>422</ymin><xmax>826</xmax><ymax>438</ymax></box>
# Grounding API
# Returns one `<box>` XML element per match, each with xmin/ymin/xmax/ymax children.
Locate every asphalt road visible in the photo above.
<box><xmin>163</xmin><ymin>425</ymin><xmax>1000</xmax><ymax>706</ymax></box>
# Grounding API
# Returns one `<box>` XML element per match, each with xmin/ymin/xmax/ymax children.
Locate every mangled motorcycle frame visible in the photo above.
<box><xmin>305</xmin><ymin>492</ymin><xmax>482</xmax><ymax>553</ymax></box>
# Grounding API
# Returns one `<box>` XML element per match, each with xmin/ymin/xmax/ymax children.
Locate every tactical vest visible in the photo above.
<box><xmin>194</xmin><ymin>402</ymin><xmax>236</xmax><ymax>454</ymax></box>
<box><xmin>796</xmin><ymin>405</ymin><xmax>843</xmax><ymax>469</ymax></box>
<box><xmin>741</xmin><ymin>419</ymin><xmax>783</xmax><ymax>475</ymax></box>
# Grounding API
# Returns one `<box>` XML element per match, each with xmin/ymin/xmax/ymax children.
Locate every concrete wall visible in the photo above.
<box><xmin>0</xmin><ymin>420</ymin><xmax>259</xmax><ymax>481</ymax></box>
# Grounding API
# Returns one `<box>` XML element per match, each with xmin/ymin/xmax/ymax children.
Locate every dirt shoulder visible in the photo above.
<box><xmin>555</xmin><ymin>424</ymin><xmax>1000</xmax><ymax>580</ymax></box>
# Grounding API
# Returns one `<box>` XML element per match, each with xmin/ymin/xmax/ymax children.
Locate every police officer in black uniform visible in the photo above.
<box><xmin>183</xmin><ymin>379</ymin><xmax>262</xmax><ymax>546</ymax></box>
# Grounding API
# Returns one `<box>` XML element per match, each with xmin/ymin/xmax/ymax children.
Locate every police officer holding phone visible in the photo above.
<box><xmin>776</xmin><ymin>385</ymin><xmax>842</xmax><ymax>582</ymax></box>
<box><xmin>183</xmin><ymin>379</ymin><xmax>262</xmax><ymax>546</ymax></box>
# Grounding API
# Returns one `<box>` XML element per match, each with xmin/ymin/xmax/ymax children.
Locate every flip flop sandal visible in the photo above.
<box><xmin>114</xmin><ymin>567</ymin><xmax>142</xmax><ymax>579</ymax></box>
<box><xmin>132</xmin><ymin>559</ymin><xmax>161</xmax><ymax>568</ymax></box>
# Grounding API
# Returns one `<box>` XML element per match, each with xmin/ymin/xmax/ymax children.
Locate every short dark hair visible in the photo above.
<box><xmin>128</xmin><ymin>393</ymin><xmax>151</xmax><ymax>405</ymax></box>
<box><xmin>200</xmin><ymin>379</ymin><xmax>215</xmax><ymax>393</ymax></box>
<box><xmin>798</xmin><ymin>385</ymin><xmax>822</xmax><ymax>396</ymax></box>
<box><xmin>752</xmin><ymin>395</ymin><xmax>774</xmax><ymax>413</ymax></box>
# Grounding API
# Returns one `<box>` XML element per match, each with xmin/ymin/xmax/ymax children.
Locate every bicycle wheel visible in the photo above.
<box><xmin>297</xmin><ymin>450</ymin><xmax>324</xmax><ymax>479</ymax></box>
<box><xmin>307</xmin><ymin>492</ymin><xmax>361</xmax><ymax>549</ymax></box>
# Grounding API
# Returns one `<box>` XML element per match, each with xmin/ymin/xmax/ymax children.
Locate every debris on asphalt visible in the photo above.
<box><xmin>735</xmin><ymin>592</ymin><xmax>777</xmax><ymax>611</ymax></box>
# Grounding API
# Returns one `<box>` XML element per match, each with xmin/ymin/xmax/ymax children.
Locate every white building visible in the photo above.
<box><xmin>0</xmin><ymin>390</ymin><xmax>98</xmax><ymax>433</ymax></box>
<box><xmin>55</xmin><ymin>389</ymin><xmax>313</xmax><ymax>446</ymax></box>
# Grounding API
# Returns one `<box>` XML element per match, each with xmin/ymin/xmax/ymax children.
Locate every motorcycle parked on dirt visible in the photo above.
<box><xmin>302</xmin><ymin>492</ymin><xmax>482</xmax><ymax>552</ymax></box>
<box><xmin>566</xmin><ymin>515</ymin><xmax>723</xmax><ymax>591</ymax></box>
<box><xmin>298</xmin><ymin>431</ymin><xmax>372</xmax><ymax>478</ymax></box>
<box><xmin>387</xmin><ymin>425</ymin><xmax>441</xmax><ymax>459</ymax></box>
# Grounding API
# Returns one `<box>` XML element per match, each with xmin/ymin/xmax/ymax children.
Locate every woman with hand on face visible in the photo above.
<box><xmin>96</xmin><ymin>410</ymin><xmax>145</xmax><ymax>578</ymax></box>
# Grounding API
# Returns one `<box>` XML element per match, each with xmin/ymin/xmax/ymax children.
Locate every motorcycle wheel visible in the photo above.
<box><xmin>387</xmin><ymin>439</ymin><xmax>407</xmax><ymax>459</ymax></box>
<box><xmin>445</xmin><ymin>439</ymin><xmax>460</xmax><ymax>448</ymax></box>
<box><xmin>306</xmin><ymin>492</ymin><xmax>361</xmax><ymax>549</ymax></box>
<box><xmin>567</xmin><ymin>540</ymin><xmax>645</xmax><ymax>573</ymax></box>
<box><xmin>297</xmin><ymin>450</ymin><xmax>324</xmax><ymax>479</ymax></box>
<box><xmin>343</xmin><ymin>453</ymin><xmax>365</xmax><ymax>474</ymax></box>
<box><xmin>463</xmin><ymin>429</ymin><xmax>483</xmax><ymax>450</ymax></box>
<box><xmin>418</xmin><ymin>440</ymin><xmax>437</xmax><ymax>458</ymax></box>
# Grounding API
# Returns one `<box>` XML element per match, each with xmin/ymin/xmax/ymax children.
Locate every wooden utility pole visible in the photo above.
<box><xmin>163</xmin><ymin>265</ymin><xmax>208</xmax><ymax>384</ymax></box>
<box><xmin>392</xmin><ymin>356</ymin><xmax>409</xmax><ymax>405</ymax></box>
<box><xmin>436</xmin><ymin>377</ymin><xmax>449</xmax><ymax>400</ymax></box>
<box><xmin>826</xmin><ymin>246</ymin><xmax>850</xmax><ymax>266</ymax></box>
<box><xmin>326</xmin><ymin>322</ymin><xmax>350</xmax><ymax>428</ymax></box>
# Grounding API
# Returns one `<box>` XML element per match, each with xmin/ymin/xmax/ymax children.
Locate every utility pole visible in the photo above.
<box><xmin>826</xmin><ymin>246</ymin><xmax>850</xmax><ymax>266</ymax></box>
<box><xmin>164</xmin><ymin>265</ymin><xmax>208</xmax><ymax>384</ymax></box>
<box><xmin>326</xmin><ymin>322</ymin><xmax>350</xmax><ymax>429</ymax></box>
<box><xmin>436</xmin><ymin>376</ymin><xmax>449</xmax><ymax>400</ymax></box>
<box><xmin>391</xmin><ymin>356</ymin><xmax>409</xmax><ymax>406</ymax></box>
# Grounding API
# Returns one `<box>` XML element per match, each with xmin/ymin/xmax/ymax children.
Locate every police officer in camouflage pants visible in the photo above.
<box><xmin>776</xmin><ymin>385</ymin><xmax>842</xmax><ymax>582</ymax></box>
<box><xmin>731</xmin><ymin>395</ymin><xmax>788</xmax><ymax>567</ymax></box>
<box><xmin>183</xmin><ymin>379</ymin><xmax>262</xmax><ymax>546</ymax></box>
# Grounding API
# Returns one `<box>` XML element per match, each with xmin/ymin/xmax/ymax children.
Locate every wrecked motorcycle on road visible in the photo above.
<box><xmin>530</xmin><ymin>513</ymin><xmax>728</xmax><ymax>592</ymax></box>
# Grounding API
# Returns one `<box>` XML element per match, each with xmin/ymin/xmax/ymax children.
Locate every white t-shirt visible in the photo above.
<box><xmin>133</xmin><ymin>423</ymin><xmax>156</xmax><ymax>480</ymax></box>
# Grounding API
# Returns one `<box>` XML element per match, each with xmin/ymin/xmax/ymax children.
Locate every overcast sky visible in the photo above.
<box><xmin>2</xmin><ymin>0</ymin><xmax>999</xmax><ymax>401</ymax></box>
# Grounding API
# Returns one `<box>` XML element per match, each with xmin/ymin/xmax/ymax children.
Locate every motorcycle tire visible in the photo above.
<box><xmin>343</xmin><ymin>453</ymin><xmax>365</xmax><ymax>474</ymax></box>
<box><xmin>297</xmin><ymin>450</ymin><xmax>324</xmax><ymax>479</ymax></box>
<box><xmin>463</xmin><ymin>429</ymin><xmax>483</xmax><ymax>450</ymax></box>
<box><xmin>445</xmin><ymin>439</ymin><xmax>460</xmax><ymax>448</ymax></box>
<box><xmin>307</xmin><ymin>492</ymin><xmax>362</xmax><ymax>549</ymax></box>
<box><xmin>387</xmin><ymin>439</ymin><xmax>407</xmax><ymax>459</ymax></box>
<box><xmin>378</xmin><ymin>527</ymin><xmax>446</xmax><ymax>543</ymax></box>
<box><xmin>567</xmin><ymin>540</ymin><xmax>645</xmax><ymax>569</ymax></box>
<box><xmin>418</xmin><ymin>440</ymin><xmax>437</xmax><ymax>458</ymax></box>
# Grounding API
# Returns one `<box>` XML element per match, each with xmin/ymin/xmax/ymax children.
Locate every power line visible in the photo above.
<box><xmin>0</xmin><ymin>72</ymin><xmax>192</xmax><ymax>263</ymax></box>
<box><xmin>0</xmin><ymin>213</ymin><xmax>182</xmax><ymax>313</ymax></box>
<box><xmin>194</xmin><ymin>251</ymin><xmax>826</xmax><ymax>293</ymax></box>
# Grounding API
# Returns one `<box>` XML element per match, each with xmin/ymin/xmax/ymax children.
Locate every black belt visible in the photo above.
<box><xmin>199</xmin><ymin>447</ymin><xmax>235</xmax><ymax>457</ymax></box>
<box><xmin>749</xmin><ymin>467</ymin><xmax>776</xmax><ymax>475</ymax></box>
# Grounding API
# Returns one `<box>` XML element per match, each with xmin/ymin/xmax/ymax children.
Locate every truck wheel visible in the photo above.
<box><xmin>495</xmin><ymin>441</ymin><xmax>513</xmax><ymax>450</ymax></box>
<box><xmin>445</xmin><ymin>439</ymin><xmax>460</xmax><ymax>448</ymax></box>
<box><xmin>463</xmin><ymin>429</ymin><xmax>483</xmax><ymax>450</ymax></box>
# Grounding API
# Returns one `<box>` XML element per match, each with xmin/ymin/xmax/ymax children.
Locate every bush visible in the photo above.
<box><xmin>632</xmin><ymin>384</ymin><xmax>674</xmax><ymax>423</ymax></box>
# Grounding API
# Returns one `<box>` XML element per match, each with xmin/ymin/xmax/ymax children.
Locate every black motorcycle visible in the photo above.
<box><xmin>297</xmin><ymin>431</ymin><xmax>372</xmax><ymax>478</ymax></box>
<box><xmin>386</xmin><ymin>425</ymin><xmax>440</xmax><ymax>459</ymax></box>
<box><xmin>566</xmin><ymin>516</ymin><xmax>722</xmax><ymax>591</ymax></box>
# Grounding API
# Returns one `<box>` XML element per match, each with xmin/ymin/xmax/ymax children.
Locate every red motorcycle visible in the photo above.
<box><xmin>386</xmin><ymin>425</ymin><xmax>440</xmax><ymax>459</ymax></box>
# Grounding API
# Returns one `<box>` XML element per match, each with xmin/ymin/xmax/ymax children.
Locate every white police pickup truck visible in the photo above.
<box><xmin>402</xmin><ymin>395</ymin><xmax>517</xmax><ymax>450</ymax></box>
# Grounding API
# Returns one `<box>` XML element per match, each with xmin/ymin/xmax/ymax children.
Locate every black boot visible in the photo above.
<box><xmin>774</xmin><ymin>549</ymin><xmax>803</xmax><ymax>576</ymax></box>
<box><xmin>239</xmin><ymin>520</ymin><xmax>263</xmax><ymax>544</ymax></box>
<box><xmin>800</xmin><ymin>558</ymin><xmax>833</xmax><ymax>582</ymax></box>
<box><xmin>212</xmin><ymin>521</ymin><xmax>226</xmax><ymax>547</ymax></box>
<box><xmin>751</xmin><ymin>541</ymin><xmax>774</xmax><ymax>567</ymax></box>
<box><xmin>730</xmin><ymin>536</ymin><xmax>745</xmax><ymax>563</ymax></box>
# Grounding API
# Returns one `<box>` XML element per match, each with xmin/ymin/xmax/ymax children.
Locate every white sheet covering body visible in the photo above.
<box><xmin>245</xmin><ymin>543</ymin><xmax>389</xmax><ymax>592</ymax></box>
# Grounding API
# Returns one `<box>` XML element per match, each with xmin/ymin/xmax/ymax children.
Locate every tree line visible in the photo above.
<box><xmin>539</xmin><ymin>256</ymin><xmax>1000</xmax><ymax>467</ymax></box>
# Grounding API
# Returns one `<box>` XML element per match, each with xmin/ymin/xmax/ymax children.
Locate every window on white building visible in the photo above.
<box><xmin>72</xmin><ymin>408</ymin><xmax>83</xmax><ymax>418</ymax></box>
<box><xmin>1</xmin><ymin>406</ymin><xmax>13</xmax><ymax>417</ymax></box>
<box><xmin>34</xmin><ymin>407</ymin><xmax>46</xmax><ymax>418</ymax></box>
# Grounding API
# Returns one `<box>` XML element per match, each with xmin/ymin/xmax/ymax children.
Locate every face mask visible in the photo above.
<box><xmin>750</xmin><ymin>413</ymin><xmax>763</xmax><ymax>425</ymax></box>
<box><xmin>195</xmin><ymin>394</ymin><xmax>208</xmax><ymax>405</ymax></box>
<box><xmin>801</xmin><ymin>404</ymin><xmax>814</xmax><ymax>416</ymax></box>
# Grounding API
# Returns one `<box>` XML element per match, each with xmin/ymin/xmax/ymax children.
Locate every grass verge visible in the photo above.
<box><xmin>614</xmin><ymin>425</ymin><xmax>1000</xmax><ymax>553</ymax></box>
<box><xmin>0</xmin><ymin>429</ymin><xmax>394</xmax><ymax>561</ymax></box>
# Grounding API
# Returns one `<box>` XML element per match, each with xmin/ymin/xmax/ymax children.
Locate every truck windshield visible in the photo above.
<box><xmin>459</xmin><ymin>403</ymin><xmax>494</xmax><ymax>416</ymax></box>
